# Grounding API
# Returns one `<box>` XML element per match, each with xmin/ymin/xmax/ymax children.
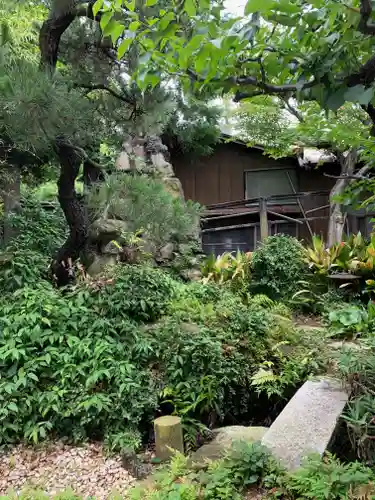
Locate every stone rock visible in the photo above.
<box><xmin>89</xmin><ymin>219</ymin><xmax>129</xmax><ymax>245</ymax></box>
<box><xmin>115</xmin><ymin>151</ymin><xmax>131</xmax><ymax>171</ymax></box>
<box><xmin>158</xmin><ymin>242</ymin><xmax>175</xmax><ymax>261</ymax></box>
<box><xmin>163</xmin><ymin>177</ymin><xmax>185</xmax><ymax>198</ymax></box>
<box><xmin>190</xmin><ymin>426</ymin><xmax>268</xmax><ymax>467</ymax></box>
<box><xmin>181</xmin><ymin>269</ymin><xmax>202</xmax><ymax>282</ymax></box>
<box><xmin>328</xmin><ymin>341</ymin><xmax>362</xmax><ymax>351</ymax></box>
<box><xmin>87</xmin><ymin>255</ymin><xmax>117</xmax><ymax>276</ymax></box>
<box><xmin>101</xmin><ymin>240</ymin><xmax>122</xmax><ymax>255</ymax></box>
<box><xmin>261</xmin><ymin>378</ymin><xmax>348</xmax><ymax>470</ymax></box>
<box><xmin>154</xmin><ymin>416</ymin><xmax>184</xmax><ymax>461</ymax></box>
<box><xmin>150</xmin><ymin>153</ymin><xmax>175</xmax><ymax>177</ymax></box>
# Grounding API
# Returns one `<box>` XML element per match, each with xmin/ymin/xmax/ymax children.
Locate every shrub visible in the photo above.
<box><xmin>201</xmin><ymin>251</ymin><xmax>251</xmax><ymax>294</ymax></box>
<box><xmin>87</xmin><ymin>173</ymin><xmax>201</xmax><ymax>246</ymax></box>
<box><xmin>0</xmin><ymin>283</ymin><xmax>158</xmax><ymax>447</ymax></box>
<box><xmin>280</xmin><ymin>453</ymin><xmax>375</xmax><ymax>499</ymax></box>
<box><xmin>251</xmin><ymin>234</ymin><xmax>307</xmax><ymax>300</ymax></box>
<box><xmin>0</xmin><ymin>196</ymin><xmax>66</xmax><ymax>292</ymax></box>
<box><xmin>130</xmin><ymin>442</ymin><xmax>276</xmax><ymax>500</ymax></box>
<box><xmin>338</xmin><ymin>334</ymin><xmax>375</xmax><ymax>462</ymax></box>
<box><xmin>6</xmin><ymin>196</ymin><xmax>66</xmax><ymax>256</ymax></box>
<box><xmin>89</xmin><ymin>264</ymin><xmax>177</xmax><ymax>322</ymax></box>
<box><xmin>327</xmin><ymin>304</ymin><xmax>369</xmax><ymax>339</ymax></box>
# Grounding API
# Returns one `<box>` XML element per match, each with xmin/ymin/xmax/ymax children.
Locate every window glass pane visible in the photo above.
<box><xmin>246</xmin><ymin>169</ymin><xmax>297</xmax><ymax>203</ymax></box>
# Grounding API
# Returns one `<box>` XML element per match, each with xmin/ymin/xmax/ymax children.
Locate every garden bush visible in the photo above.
<box><xmin>0</xmin><ymin>197</ymin><xmax>66</xmax><ymax>291</ymax></box>
<box><xmin>0</xmin><ymin>200</ymin><xmax>325</xmax><ymax>451</ymax></box>
<box><xmin>131</xmin><ymin>446</ymin><xmax>375</xmax><ymax>500</ymax></box>
<box><xmin>0</xmin><ymin>283</ymin><xmax>158</xmax><ymax>447</ymax></box>
<box><xmin>87</xmin><ymin>173</ymin><xmax>201</xmax><ymax>246</ymax></box>
<box><xmin>0</xmin><ymin>271</ymin><xmax>324</xmax><ymax>449</ymax></box>
<box><xmin>251</xmin><ymin>234</ymin><xmax>307</xmax><ymax>300</ymax></box>
<box><xmin>88</xmin><ymin>264</ymin><xmax>178</xmax><ymax>322</ymax></box>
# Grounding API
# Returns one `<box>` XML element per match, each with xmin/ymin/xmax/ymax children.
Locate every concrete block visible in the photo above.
<box><xmin>261</xmin><ymin>378</ymin><xmax>348</xmax><ymax>470</ymax></box>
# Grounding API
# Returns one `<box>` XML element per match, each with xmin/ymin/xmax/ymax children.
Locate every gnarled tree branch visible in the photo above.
<box><xmin>76</xmin><ymin>83</ymin><xmax>134</xmax><ymax>105</ymax></box>
<box><xmin>359</xmin><ymin>0</ymin><xmax>375</xmax><ymax>35</ymax></box>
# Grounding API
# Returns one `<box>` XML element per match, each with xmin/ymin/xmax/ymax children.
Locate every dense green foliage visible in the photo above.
<box><xmin>0</xmin><ymin>196</ymin><xmax>66</xmax><ymax>291</ymax></box>
<box><xmin>88</xmin><ymin>173</ymin><xmax>201</xmax><ymax>247</ymax></box>
<box><xmin>131</xmin><ymin>446</ymin><xmax>375</xmax><ymax>500</ymax></box>
<box><xmin>0</xmin><ymin>201</ymin><xmax>325</xmax><ymax>450</ymax></box>
<box><xmin>251</xmin><ymin>235</ymin><xmax>307</xmax><ymax>301</ymax></box>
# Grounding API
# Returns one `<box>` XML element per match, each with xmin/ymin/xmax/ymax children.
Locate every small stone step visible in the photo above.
<box><xmin>261</xmin><ymin>378</ymin><xmax>348</xmax><ymax>470</ymax></box>
<box><xmin>190</xmin><ymin>426</ymin><xmax>268</xmax><ymax>467</ymax></box>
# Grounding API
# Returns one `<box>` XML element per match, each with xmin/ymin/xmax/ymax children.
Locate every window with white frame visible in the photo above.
<box><xmin>245</xmin><ymin>168</ymin><xmax>298</xmax><ymax>204</ymax></box>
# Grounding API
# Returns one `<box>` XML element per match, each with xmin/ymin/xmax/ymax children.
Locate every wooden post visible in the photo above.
<box><xmin>259</xmin><ymin>198</ymin><xmax>268</xmax><ymax>241</ymax></box>
<box><xmin>286</xmin><ymin>172</ymin><xmax>314</xmax><ymax>239</ymax></box>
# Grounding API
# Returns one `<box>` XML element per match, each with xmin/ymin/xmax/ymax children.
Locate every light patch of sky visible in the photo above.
<box><xmin>224</xmin><ymin>0</ymin><xmax>246</xmax><ymax>16</ymax></box>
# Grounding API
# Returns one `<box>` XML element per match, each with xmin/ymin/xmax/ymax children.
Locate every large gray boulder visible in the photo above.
<box><xmin>89</xmin><ymin>218</ymin><xmax>129</xmax><ymax>245</ymax></box>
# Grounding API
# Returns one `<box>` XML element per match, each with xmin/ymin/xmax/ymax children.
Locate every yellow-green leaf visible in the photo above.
<box><xmin>92</xmin><ymin>0</ymin><xmax>104</xmax><ymax>17</ymax></box>
<box><xmin>100</xmin><ymin>11</ymin><xmax>112</xmax><ymax>31</ymax></box>
<box><xmin>129</xmin><ymin>21</ymin><xmax>140</xmax><ymax>31</ymax></box>
<box><xmin>105</xmin><ymin>22</ymin><xmax>124</xmax><ymax>44</ymax></box>
<box><xmin>184</xmin><ymin>0</ymin><xmax>196</xmax><ymax>17</ymax></box>
<box><xmin>118</xmin><ymin>38</ymin><xmax>133</xmax><ymax>59</ymax></box>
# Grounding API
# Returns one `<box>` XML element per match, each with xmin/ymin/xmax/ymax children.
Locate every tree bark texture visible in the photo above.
<box><xmin>51</xmin><ymin>142</ymin><xmax>87</xmax><ymax>283</ymax></box>
<box><xmin>39</xmin><ymin>3</ymin><xmax>103</xmax><ymax>283</ymax></box>
<box><xmin>327</xmin><ymin>149</ymin><xmax>357</xmax><ymax>247</ymax></box>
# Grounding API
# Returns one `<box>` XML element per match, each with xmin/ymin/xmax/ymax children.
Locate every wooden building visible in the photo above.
<box><xmin>172</xmin><ymin>139</ymin><xmax>372</xmax><ymax>255</ymax></box>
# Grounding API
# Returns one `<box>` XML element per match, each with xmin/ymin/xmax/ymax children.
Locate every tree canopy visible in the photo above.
<box><xmin>98</xmin><ymin>0</ymin><xmax>375</xmax><ymax>118</ymax></box>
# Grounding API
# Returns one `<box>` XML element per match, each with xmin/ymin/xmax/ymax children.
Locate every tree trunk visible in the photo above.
<box><xmin>1</xmin><ymin>165</ymin><xmax>21</xmax><ymax>246</ymax></box>
<box><xmin>83</xmin><ymin>160</ymin><xmax>104</xmax><ymax>187</ymax></box>
<box><xmin>51</xmin><ymin>142</ymin><xmax>87</xmax><ymax>285</ymax></box>
<box><xmin>327</xmin><ymin>149</ymin><xmax>357</xmax><ymax>247</ymax></box>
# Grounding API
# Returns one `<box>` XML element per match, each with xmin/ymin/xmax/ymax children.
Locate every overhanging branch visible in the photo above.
<box><xmin>39</xmin><ymin>2</ymin><xmax>101</xmax><ymax>72</ymax></box>
<box><xmin>76</xmin><ymin>83</ymin><xmax>134</xmax><ymax>105</ymax></box>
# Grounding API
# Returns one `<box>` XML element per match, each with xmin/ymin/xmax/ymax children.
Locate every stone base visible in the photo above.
<box><xmin>190</xmin><ymin>426</ymin><xmax>268</xmax><ymax>467</ymax></box>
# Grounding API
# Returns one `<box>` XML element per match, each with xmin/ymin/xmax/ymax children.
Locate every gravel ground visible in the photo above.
<box><xmin>0</xmin><ymin>442</ymin><xmax>136</xmax><ymax>498</ymax></box>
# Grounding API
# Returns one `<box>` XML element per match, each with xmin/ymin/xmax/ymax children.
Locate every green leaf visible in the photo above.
<box><xmin>125</xmin><ymin>0</ymin><xmax>136</xmax><ymax>11</ymax></box>
<box><xmin>145</xmin><ymin>73</ymin><xmax>160</xmax><ymax>89</ymax></box>
<box><xmin>245</xmin><ymin>0</ymin><xmax>273</xmax><ymax>15</ymax></box>
<box><xmin>267</xmin><ymin>14</ymin><xmax>298</xmax><ymax>26</ymax></box>
<box><xmin>159</xmin><ymin>12</ymin><xmax>174</xmax><ymax>31</ymax></box>
<box><xmin>100</xmin><ymin>11</ymin><xmax>112</xmax><ymax>31</ymax></box>
<box><xmin>146</xmin><ymin>0</ymin><xmax>158</xmax><ymax>5</ymax></box>
<box><xmin>184</xmin><ymin>0</ymin><xmax>197</xmax><ymax>17</ymax></box>
<box><xmin>8</xmin><ymin>402</ymin><xmax>18</xmax><ymax>413</ymax></box>
<box><xmin>118</xmin><ymin>38</ymin><xmax>133</xmax><ymax>59</ymax></box>
<box><xmin>92</xmin><ymin>0</ymin><xmax>104</xmax><ymax>17</ymax></box>
<box><xmin>129</xmin><ymin>21</ymin><xmax>140</xmax><ymax>31</ymax></box>
<box><xmin>344</xmin><ymin>85</ymin><xmax>375</xmax><ymax>106</ymax></box>
<box><xmin>139</xmin><ymin>52</ymin><xmax>152</xmax><ymax>65</ymax></box>
<box><xmin>358</xmin><ymin>87</ymin><xmax>375</xmax><ymax>105</ymax></box>
<box><xmin>107</xmin><ymin>22</ymin><xmax>125</xmax><ymax>44</ymax></box>
<box><xmin>325</xmin><ymin>87</ymin><xmax>347</xmax><ymax>111</ymax></box>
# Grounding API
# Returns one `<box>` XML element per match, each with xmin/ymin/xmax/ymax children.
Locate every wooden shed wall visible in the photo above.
<box><xmin>173</xmin><ymin>142</ymin><xmax>337</xmax><ymax>242</ymax></box>
<box><xmin>173</xmin><ymin>142</ymin><xmax>300</xmax><ymax>206</ymax></box>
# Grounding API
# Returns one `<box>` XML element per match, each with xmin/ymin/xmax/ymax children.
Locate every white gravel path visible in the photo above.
<box><xmin>0</xmin><ymin>442</ymin><xmax>136</xmax><ymax>498</ymax></box>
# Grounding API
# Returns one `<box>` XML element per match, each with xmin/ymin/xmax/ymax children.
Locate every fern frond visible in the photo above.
<box><xmin>251</xmin><ymin>368</ymin><xmax>279</xmax><ymax>386</ymax></box>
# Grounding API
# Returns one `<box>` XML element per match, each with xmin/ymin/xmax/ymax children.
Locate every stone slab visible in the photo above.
<box><xmin>261</xmin><ymin>378</ymin><xmax>348</xmax><ymax>470</ymax></box>
<box><xmin>190</xmin><ymin>426</ymin><xmax>268</xmax><ymax>467</ymax></box>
